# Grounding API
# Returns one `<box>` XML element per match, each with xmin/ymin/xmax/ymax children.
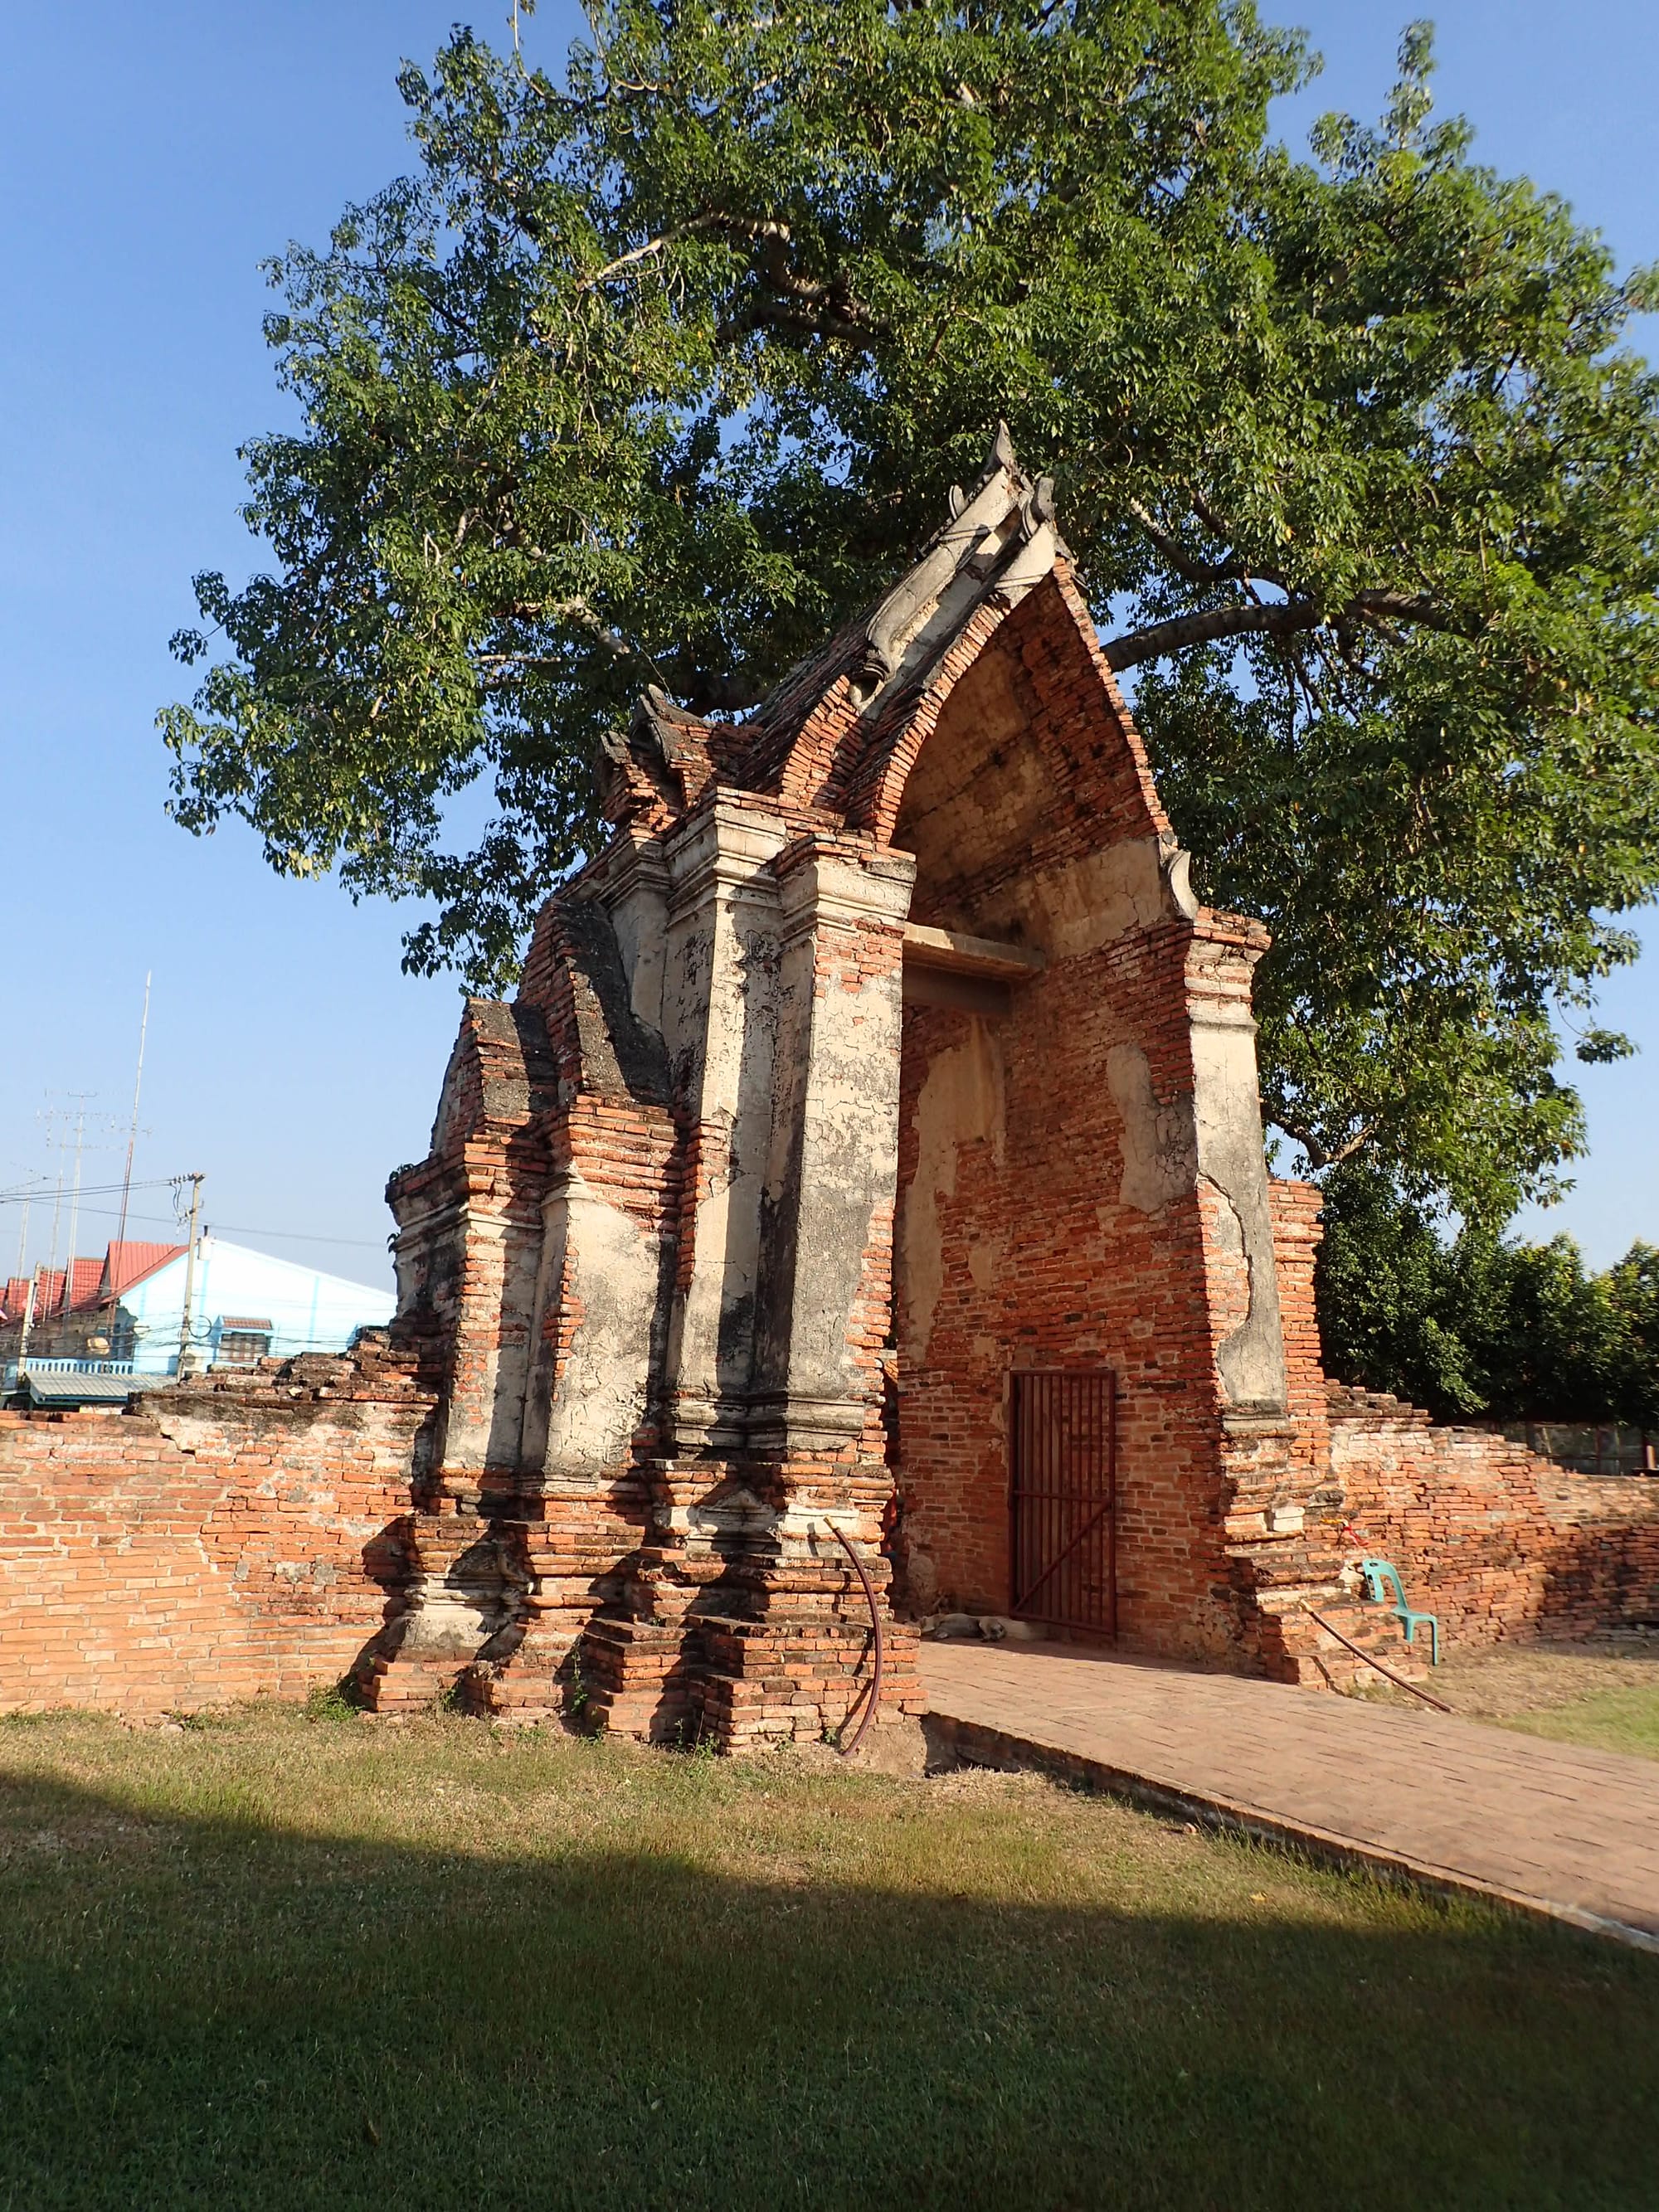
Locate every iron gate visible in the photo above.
<box><xmin>1008</xmin><ymin>1369</ymin><xmax>1117</xmax><ymax>1636</ymax></box>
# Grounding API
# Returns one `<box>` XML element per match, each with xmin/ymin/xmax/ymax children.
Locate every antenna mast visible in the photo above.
<box><xmin>59</xmin><ymin>1096</ymin><xmax>91</xmax><ymax>1317</ymax></box>
<box><xmin>114</xmin><ymin>970</ymin><xmax>151</xmax><ymax>1255</ymax></box>
<box><xmin>41</xmin><ymin>1150</ymin><xmax>64</xmax><ymax>1320</ymax></box>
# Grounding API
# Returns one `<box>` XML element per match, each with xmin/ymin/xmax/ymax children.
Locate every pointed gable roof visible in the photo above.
<box><xmin>591</xmin><ymin>425</ymin><xmax>1074</xmax><ymax>838</ymax></box>
<box><xmin>100</xmin><ymin>1241</ymin><xmax>187</xmax><ymax>1301</ymax></box>
<box><xmin>722</xmin><ymin>425</ymin><xmax>1068</xmax><ymax>805</ymax></box>
<box><xmin>581</xmin><ymin>424</ymin><xmax>1190</xmax><ymax>908</ymax></box>
<box><xmin>852</xmin><ymin>421</ymin><xmax>1065</xmax><ymax>702</ymax></box>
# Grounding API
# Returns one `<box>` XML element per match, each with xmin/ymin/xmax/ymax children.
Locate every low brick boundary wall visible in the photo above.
<box><xmin>0</xmin><ymin>1355</ymin><xmax>432</xmax><ymax>1717</ymax></box>
<box><xmin>8</xmin><ymin>1351</ymin><xmax>1659</xmax><ymax>1721</ymax></box>
<box><xmin>1327</xmin><ymin>1388</ymin><xmax>1659</xmax><ymax>1647</ymax></box>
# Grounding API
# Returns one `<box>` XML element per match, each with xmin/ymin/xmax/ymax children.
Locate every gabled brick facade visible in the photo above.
<box><xmin>372</xmin><ymin>432</ymin><xmax>1346</xmax><ymax>1743</ymax></box>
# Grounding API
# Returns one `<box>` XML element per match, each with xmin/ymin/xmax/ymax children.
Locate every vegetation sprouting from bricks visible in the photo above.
<box><xmin>161</xmin><ymin>2</ymin><xmax>1659</xmax><ymax>1225</ymax></box>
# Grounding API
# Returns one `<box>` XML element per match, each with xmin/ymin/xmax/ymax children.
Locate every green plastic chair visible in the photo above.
<box><xmin>1358</xmin><ymin>1558</ymin><xmax>1440</xmax><ymax>1666</ymax></box>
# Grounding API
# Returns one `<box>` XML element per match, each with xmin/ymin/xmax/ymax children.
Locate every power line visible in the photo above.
<box><xmin>214</xmin><ymin>1221</ymin><xmax>391</xmax><ymax>1252</ymax></box>
<box><xmin>0</xmin><ymin>1177</ymin><xmax>177</xmax><ymax>1206</ymax></box>
<box><xmin>0</xmin><ymin>1195</ymin><xmax>388</xmax><ymax>1251</ymax></box>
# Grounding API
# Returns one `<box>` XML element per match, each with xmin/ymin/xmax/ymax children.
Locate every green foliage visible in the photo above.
<box><xmin>1313</xmin><ymin>1166</ymin><xmax>1486</xmax><ymax>1416</ymax></box>
<box><xmin>161</xmin><ymin>4</ymin><xmax>1659</xmax><ymax>1218</ymax></box>
<box><xmin>1316</xmin><ymin>1165</ymin><xmax>1659</xmax><ymax>1425</ymax></box>
<box><xmin>1605</xmin><ymin>1242</ymin><xmax>1659</xmax><ymax>1430</ymax></box>
<box><xmin>304</xmin><ymin>1680</ymin><xmax>362</xmax><ymax>1723</ymax></box>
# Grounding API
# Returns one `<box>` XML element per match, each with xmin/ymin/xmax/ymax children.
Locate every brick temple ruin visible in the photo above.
<box><xmin>3</xmin><ymin>433</ymin><xmax>1657</xmax><ymax>1738</ymax></box>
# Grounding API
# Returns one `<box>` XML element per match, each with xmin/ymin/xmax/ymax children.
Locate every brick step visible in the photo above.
<box><xmin>1297</xmin><ymin>1596</ymin><xmax>1435</xmax><ymax>1692</ymax></box>
<box><xmin>357</xmin><ymin>1650</ymin><xmax>466</xmax><ymax>1714</ymax></box>
<box><xmin>589</xmin><ymin>1688</ymin><xmax>695</xmax><ymax>1742</ymax></box>
<box><xmin>695</xmin><ymin>1670</ymin><xmax>820</xmax><ymax>1745</ymax></box>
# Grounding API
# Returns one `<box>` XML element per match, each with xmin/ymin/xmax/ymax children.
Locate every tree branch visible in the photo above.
<box><xmin>579</xmin><ymin>212</ymin><xmax>790</xmax><ymax>290</ymax></box>
<box><xmin>1273</xmin><ymin>1116</ymin><xmax>1376</xmax><ymax>1171</ymax></box>
<box><xmin>578</xmin><ymin>208</ymin><xmax>882</xmax><ymax>348</ymax></box>
<box><xmin>1103</xmin><ymin>588</ymin><xmax>1467</xmax><ymax>671</ymax></box>
<box><xmin>676</xmin><ymin>668</ymin><xmax>768</xmax><ymax>716</ymax></box>
<box><xmin>717</xmin><ymin>296</ymin><xmax>882</xmax><ymax>351</ymax></box>
<box><xmin>1126</xmin><ymin>498</ymin><xmax>1261</xmax><ymax>588</ymax></box>
<box><xmin>1105</xmin><ymin>598</ymin><xmax>1321</xmax><ymax>667</ymax></box>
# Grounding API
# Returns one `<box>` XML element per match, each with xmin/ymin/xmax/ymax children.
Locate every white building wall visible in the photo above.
<box><xmin>118</xmin><ymin>1237</ymin><xmax>394</xmax><ymax>1375</ymax></box>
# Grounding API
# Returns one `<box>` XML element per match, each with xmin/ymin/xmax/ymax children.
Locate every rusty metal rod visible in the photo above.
<box><xmin>1306</xmin><ymin>1608</ymin><xmax>1452</xmax><ymax>1713</ymax></box>
<box><xmin>827</xmin><ymin>1520</ymin><xmax>884</xmax><ymax>1755</ymax></box>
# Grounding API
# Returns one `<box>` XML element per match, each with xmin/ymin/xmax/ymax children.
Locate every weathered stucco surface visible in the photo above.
<box><xmin>900</xmin><ymin>1018</ymin><xmax>1006</xmax><ymax>1363</ymax></box>
<box><xmin>533</xmin><ymin>1164</ymin><xmax>668</xmax><ymax>1475</ymax></box>
<box><xmin>1190</xmin><ymin>999</ymin><xmax>1287</xmax><ymax>1413</ymax></box>
<box><xmin>750</xmin><ymin>844</ymin><xmax>912</xmax><ymax>1451</ymax></box>
<box><xmin>1105</xmin><ymin>1043</ymin><xmax>1198</xmax><ymax>1215</ymax></box>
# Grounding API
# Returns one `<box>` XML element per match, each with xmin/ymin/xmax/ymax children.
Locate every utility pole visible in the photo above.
<box><xmin>114</xmin><ymin>971</ymin><xmax>152</xmax><ymax>1255</ymax></box>
<box><xmin>14</xmin><ymin>1270</ymin><xmax>37</xmax><ymax>1381</ymax></box>
<box><xmin>175</xmin><ymin>1173</ymin><xmax>205</xmax><ymax>1378</ymax></box>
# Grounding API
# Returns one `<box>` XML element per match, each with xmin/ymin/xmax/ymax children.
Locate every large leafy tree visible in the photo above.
<box><xmin>162</xmin><ymin>2</ymin><xmax>1659</xmax><ymax>1223</ymax></box>
<box><xmin>1317</xmin><ymin>1166</ymin><xmax>1659</xmax><ymax>1430</ymax></box>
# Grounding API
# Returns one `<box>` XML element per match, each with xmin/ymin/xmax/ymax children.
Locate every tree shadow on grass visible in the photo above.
<box><xmin>0</xmin><ymin>1756</ymin><xmax>1655</xmax><ymax>2212</ymax></box>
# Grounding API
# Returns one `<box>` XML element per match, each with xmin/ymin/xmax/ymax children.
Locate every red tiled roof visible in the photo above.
<box><xmin>11</xmin><ymin>1260</ymin><xmax>109</xmax><ymax>1320</ymax></box>
<box><xmin>102</xmin><ymin>1241</ymin><xmax>185</xmax><ymax>1300</ymax></box>
<box><xmin>0</xmin><ymin>1243</ymin><xmax>187</xmax><ymax>1328</ymax></box>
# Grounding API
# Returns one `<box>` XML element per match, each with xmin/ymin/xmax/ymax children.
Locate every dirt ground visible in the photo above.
<box><xmin>1344</xmin><ymin>1628</ymin><xmax>1659</xmax><ymax>1759</ymax></box>
<box><xmin>1428</xmin><ymin>1631</ymin><xmax>1659</xmax><ymax>1721</ymax></box>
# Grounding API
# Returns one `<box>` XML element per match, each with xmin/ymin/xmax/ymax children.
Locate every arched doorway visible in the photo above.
<box><xmin>888</xmin><ymin>577</ymin><xmax>1238</xmax><ymax>1650</ymax></box>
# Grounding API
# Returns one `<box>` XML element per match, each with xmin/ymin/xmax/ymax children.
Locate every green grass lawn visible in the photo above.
<box><xmin>1501</xmin><ymin>1682</ymin><xmax>1659</xmax><ymax>1760</ymax></box>
<box><xmin>1</xmin><ymin>1705</ymin><xmax>1655</xmax><ymax>2211</ymax></box>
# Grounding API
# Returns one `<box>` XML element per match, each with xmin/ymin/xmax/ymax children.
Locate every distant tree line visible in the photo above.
<box><xmin>1316</xmin><ymin>1169</ymin><xmax>1659</xmax><ymax>1430</ymax></box>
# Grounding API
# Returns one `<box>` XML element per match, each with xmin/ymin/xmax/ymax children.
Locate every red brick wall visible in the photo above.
<box><xmin>894</xmin><ymin>965</ymin><xmax>1248</xmax><ymax>1660</ymax></box>
<box><xmin>888</xmin><ymin>589</ymin><xmax>1253</xmax><ymax>1664</ymax></box>
<box><xmin>0</xmin><ymin>1361</ymin><xmax>431</xmax><ymax>1717</ymax></box>
<box><xmin>850</xmin><ymin>567</ymin><xmax>1170</xmax><ymax>848</ymax></box>
<box><xmin>1328</xmin><ymin>1389</ymin><xmax>1659</xmax><ymax>1646</ymax></box>
<box><xmin>1268</xmin><ymin>1179</ymin><xmax>1331</xmax><ymax>1493</ymax></box>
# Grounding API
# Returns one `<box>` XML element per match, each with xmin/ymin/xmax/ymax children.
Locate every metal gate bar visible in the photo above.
<box><xmin>1008</xmin><ymin>1369</ymin><xmax>1116</xmax><ymax>1637</ymax></box>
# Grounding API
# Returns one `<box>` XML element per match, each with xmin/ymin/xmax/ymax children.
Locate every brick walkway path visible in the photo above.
<box><xmin>920</xmin><ymin>1641</ymin><xmax>1659</xmax><ymax>1951</ymax></box>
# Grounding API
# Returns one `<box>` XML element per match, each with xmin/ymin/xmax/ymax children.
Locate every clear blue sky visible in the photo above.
<box><xmin>2</xmin><ymin>2</ymin><xmax>1655</xmax><ymax>1289</ymax></box>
